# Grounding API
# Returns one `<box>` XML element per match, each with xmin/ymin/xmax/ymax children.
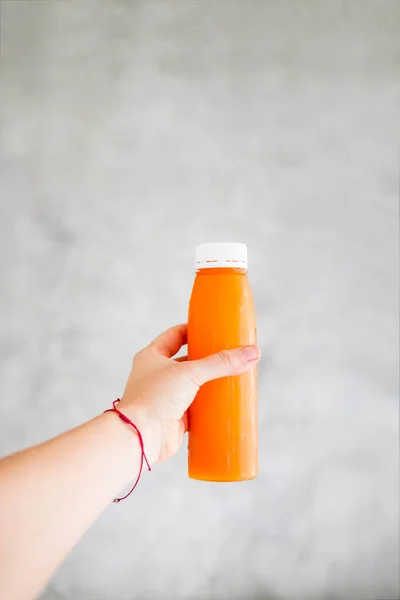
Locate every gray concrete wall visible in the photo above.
<box><xmin>0</xmin><ymin>1</ymin><xmax>399</xmax><ymax>599</ymax></box>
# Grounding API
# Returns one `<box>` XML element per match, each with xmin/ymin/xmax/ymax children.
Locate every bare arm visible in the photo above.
<box><xmin>0</xmin><ymin>324</ymin><xmax>260</xmax><ymax>600</ymax></box>
<box><xmin>0</xmin><ymin>413</ymin><xmax>141</xmax><ymax>600</ymax></box>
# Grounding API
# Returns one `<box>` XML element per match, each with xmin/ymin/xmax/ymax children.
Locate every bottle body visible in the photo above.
<box><xmin>188</xmin><ymin>267</ymin><xmax>258</xmax><ymax>482</ymax></box>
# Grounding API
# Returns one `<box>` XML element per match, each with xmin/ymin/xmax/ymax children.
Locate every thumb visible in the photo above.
<box><xmin>187</xmin><ymin>345</ymin><xmax>260</xmax><ymax>386</ymax></box>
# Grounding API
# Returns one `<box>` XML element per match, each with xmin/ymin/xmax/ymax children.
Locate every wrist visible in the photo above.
<box><xmin>103</xmin><ymin>404</ymin><xmax>161</xmax><ymax>467</ymax></box>
<box><xmin>120</xmin><ymin>406</ymin><xmax>161</xmax><ymax>465</ymax></box>
<box><xmin>100</xmin><ymin>411</ymin><xmax>143</xmax><ymax>485</ymax></box>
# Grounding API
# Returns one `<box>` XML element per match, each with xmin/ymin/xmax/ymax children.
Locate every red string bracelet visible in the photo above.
<box><xmin>104</xmin><ymin>399</ymin><xmax>151</xmax><ymax>503</ymax></box>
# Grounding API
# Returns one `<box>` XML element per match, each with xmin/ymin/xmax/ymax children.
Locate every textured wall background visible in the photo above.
<box><xmin>0</xmin><ymin>1</ymin><xmax>399</xmax><ymax>599</ymax></box>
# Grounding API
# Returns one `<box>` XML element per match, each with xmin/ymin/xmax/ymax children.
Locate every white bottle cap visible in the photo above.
<box><xmin>195</xmin><ymin>242</ymin><xmax>248</xmax><ymax>269</ymax></box>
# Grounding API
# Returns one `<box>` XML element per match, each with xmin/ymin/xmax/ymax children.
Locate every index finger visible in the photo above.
<box><xmin>148</xmin><ymin>324</ymin><xmax>187</xmax><ymax>358</ymax></box>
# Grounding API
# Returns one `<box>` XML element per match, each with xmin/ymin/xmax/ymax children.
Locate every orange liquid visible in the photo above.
<box><xmin>188</xmin><ymin>268</ymin><xmax>258</xmax><ymax>482</ymax></box>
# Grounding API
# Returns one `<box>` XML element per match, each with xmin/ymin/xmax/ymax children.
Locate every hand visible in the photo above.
<box><xmin>118</xmin><ymin>324</ymin><xmax>261</xmax><ymax>464</ymax></box>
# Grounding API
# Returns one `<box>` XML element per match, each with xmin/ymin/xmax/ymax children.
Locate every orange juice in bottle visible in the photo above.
<box><xmin>188</xmin><ymin>243</ymin><xmax>258</xmax><ymax>482</ymax></box>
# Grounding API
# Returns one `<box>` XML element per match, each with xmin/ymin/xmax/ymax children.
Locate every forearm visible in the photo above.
<box><xmin>0</xmin><ymin>412</ymin><xmax>141</xmax><ymax>600</ymax></box>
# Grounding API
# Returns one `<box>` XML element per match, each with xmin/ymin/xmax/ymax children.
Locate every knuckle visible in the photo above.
<box><xmin>133</xmin><ymin>347</ymin><xmax>147</xmax><ymax>363</ymax></box>
<box><xmin>218</xmin><ymin>350</ymin><xmax>236</xmax><ymax>370</ymax></box>
<box><xmin>185</xmin><ymin>364</ymin><xmax>204</xmax><ymax>388</ymax></box>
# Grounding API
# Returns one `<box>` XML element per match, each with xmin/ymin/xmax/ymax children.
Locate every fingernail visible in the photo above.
<box><xmin>241</xmin><ymin>345</ymin><xmax>260</xmax><ymax>362</ymax></box>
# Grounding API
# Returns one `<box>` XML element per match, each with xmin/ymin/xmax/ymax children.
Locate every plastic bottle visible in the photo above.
<box><xmin>188</xmin><ymin>242</ymin><xmax>258</xmax><ymax>482</ymax></box>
